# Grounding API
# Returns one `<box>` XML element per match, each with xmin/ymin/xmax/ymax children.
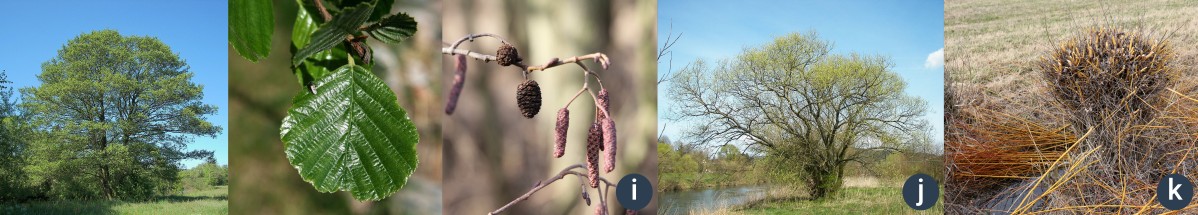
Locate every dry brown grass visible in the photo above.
<box><xmin>946</xmin><ymin>0</ymin><xmax>1198</xmax><ymax>213</ymax></box>
<box><xmin>946</xmin><ymin>0</ymin><xmax>1198</xmax><ymax>114</ymax></box>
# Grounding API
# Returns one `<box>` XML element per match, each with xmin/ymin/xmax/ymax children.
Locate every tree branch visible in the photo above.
<box><xmin>440</xmin><ymin>47</ymin><xmax>610</xmax><ymax>73</ymax></box>
<box><xmin>311</xmin><ymin>0</ymin><xmax>371</xmax><ymax>64</ymax></box>
<box><xmin>312</xmin><ymin>0</ymin><xmax>332</xmax><ymax>22</ymax></box>
<box><xmin>488</xmin><ymin>164</ymin><xmax>616</xmax><ymax>215</ymax></box>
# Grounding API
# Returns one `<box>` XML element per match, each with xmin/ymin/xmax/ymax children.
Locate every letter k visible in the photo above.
<box><xmin>1170</xmin><ymin>178</ymin><xmax>1184</xmax><ymax>200</ymax></box>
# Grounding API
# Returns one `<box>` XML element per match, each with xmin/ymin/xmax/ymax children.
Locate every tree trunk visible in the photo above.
<box><xmin>805</xmin><ymin>163</ymin><xmax>845</xmax><ymax>200</ymax></box>
<box><xmin>99</xmin><ymin>99</ymin><xmax>114</xmax><ymax>200</ymax></box>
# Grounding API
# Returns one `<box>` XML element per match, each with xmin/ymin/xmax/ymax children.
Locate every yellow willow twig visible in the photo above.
<box><xmin>1010</xmin><ymin>128</ymin><xmax>1094</xmax><ymax>214</ymax></box>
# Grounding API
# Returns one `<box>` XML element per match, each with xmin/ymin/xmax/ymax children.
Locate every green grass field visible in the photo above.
<box><xmin>1</xmin><ymin>186</ymin><xmax>228</xmax><ymax>215</ymax></box>
<box><xmin>684</xmin><ymin>187</ymin><xmax>943</xmax><ymax>215</ymax></box>
<box><xmin>737</xmin><ymin>187</ymin><xmax>943</xmax><ymax>215</ymax></box>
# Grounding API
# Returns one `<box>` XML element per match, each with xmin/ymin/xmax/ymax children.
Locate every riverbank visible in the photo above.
<box><xmin>659</xmin><ymin>172</ymin><xmax>766</xmax><ymax>192</ymax></box>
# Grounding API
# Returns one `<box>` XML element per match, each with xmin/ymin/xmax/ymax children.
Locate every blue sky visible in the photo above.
<box><xmin>658</xmin><ymin>0</ymin><xmax>945</xmax><ymax>153</ymax></box>
<box><xmin>0</xmin><ymin>1</ymin><xmax>228</xmax><ymax>168</ymax></box>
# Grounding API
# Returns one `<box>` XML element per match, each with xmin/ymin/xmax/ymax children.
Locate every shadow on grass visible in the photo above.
<box><xmin>157</xmin><ymin>194</ymin><xmax>228</xmax><ymax>203</ymax></box>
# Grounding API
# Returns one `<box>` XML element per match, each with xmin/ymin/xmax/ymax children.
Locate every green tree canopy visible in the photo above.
<box><xmin>669</xmin><ymin>32</ymin><xmax>929</xmax><ymax>199</ymax></box>
<box><xmin>20</xmin><ymin>30</ymin><xmax>221</xmax><ymax>201</ymax></box>
<box><xmin>0</xmin><ymin>70</ymin><xmax>30</xmax><ymax>202</ymax></box>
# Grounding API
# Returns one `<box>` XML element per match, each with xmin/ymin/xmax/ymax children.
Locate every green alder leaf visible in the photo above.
<box><xmin>364</xmin><ymin>13</ymin><xmax>417</xmax><ymax>44</ymax></box>
<box><xmin>292</xmin><ymin>2</ymin><xmax>374</xmax><ymax>66</ymax></box>
<box><xmin>291</xmin><ymin>5</ymin><xmax>349</xmax><ymax>86</ymax></box>
<box><xmin>314</xmin><ymin>0</ymin><xmax>394</xmax><ymax>21</ymax></box>
<box><xmin>280</xmin><ymin>64</ymin><xmax>419</xmax><ymax>201</ymax></box>
<box><xmin>367</xmin><ymin>0</ymin><xmax>395</xmax><ymax>21</ymax></box>
<box><xmin>229</xmin><ymin>0</ymin><xmax>274</xmax><ymax>62</ymax></box>
<box><xmin>291</xmin><ymin>5</ymin><xmax>319</xmax><ymax>49</ymax></box>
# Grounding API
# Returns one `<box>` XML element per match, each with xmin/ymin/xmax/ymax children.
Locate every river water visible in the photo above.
<box><xmin>659</xmin><ymin>186</ymin><xmax>769</xmax><ymax>214</ymax></box>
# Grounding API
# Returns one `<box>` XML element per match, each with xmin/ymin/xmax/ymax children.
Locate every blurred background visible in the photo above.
<box><xmin>441</xmin><ymin>0</ymin><xmax>658</xmax><ymax>214</ymax></box>
<box><xmin>228</xmin><ymin>0</ymin><xmax>443</xmax><ymax>214</ymax></box>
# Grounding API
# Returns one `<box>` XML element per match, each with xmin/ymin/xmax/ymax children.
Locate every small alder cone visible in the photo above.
<box><xmin>516</xmin><ymin>80</ymin><xmax>542</xmax><ymax>118</ymax></box>
<box><xmin>601</xmin><ymin>117</ymin><xmax>617</xmax><ymax>173</ymax></box>
<box><xmin>496</xmin><ymin>43</ymin><xmax>522</xmax><ymax>66</ymax></box>
<box><xmin>586</xmin><ymin>122</ymin><xmax>602</xmax><ymax>188</ymax></box>
<box><xmin>553</xmin><ymin>108</ymin><xmax>569</xmax><ymax>158</ymax></box>
<box><xmin>581</xmin><ymin>185</ymin><xmax>592</xmax><ymax>206</ymax></box>
<box><xmin>445</xmin><ymin>54</ymin><xmax>467</xmax><ymax>114</ymax></box>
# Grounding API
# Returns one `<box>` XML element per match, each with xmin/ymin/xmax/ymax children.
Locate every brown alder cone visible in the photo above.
<box><xmin>586</xmin><ymin>122</ymin><xmax>602</xmax><ymax>188</ymax></box>
<box><xmin>516</xmin><ymin>80</ymin><xmax>541</xmax><ymax>118</ymax></box>
<box><xmin>496</xmin><ymin>43</ymin><xmax>522</xmax><ymax>66</ymax></box>
<box><xmin>553</xmin><ymin>108</ymin><xmax>569</xmax><ymax>158</ymax></box>
<box><xmin>445</xmin><ymin>54</ymin><xmax>467</xmax><ymax>114</ymax></box>
<box><xmin>601</xmin><ymin>117</ymin><xmax>617</xmax><ymax>173</ymax></box>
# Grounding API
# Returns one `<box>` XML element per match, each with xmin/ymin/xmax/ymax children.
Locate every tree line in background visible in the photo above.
<box><xmin>657</xmin><ymin>134</ymin><xmax>943</xmax><ymax>192</ymax></box>
<box><xmin>0</xmin><ymin>30</ymin><xmax>224</xmax><ymax>203</ymax></box>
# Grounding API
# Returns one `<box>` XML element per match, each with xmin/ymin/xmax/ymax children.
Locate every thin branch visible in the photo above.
<box><xmin>311</xmin><ymin>0</ymin><xmax>371</xmax><ymax>64</ymax></box>
<box><xmin>489</xmin><ymin>164</ymin><xmax>616</xmax><ymax>215</ymax></box>
<box><xmin>440</xmin><ymin>47</ymin><xmax>611</xmax><ymax>74</ymax></box>
<box><xmin>440</xmin><ymin>47</ymin><xmax>497</xmax><ymax>62</ymax></box>
<box><xmin>448</xmin><ymin>33</ymin><xmax>512</xmax><ymax>53</ymax></box>
<box><xmin>312</xmin><ymin>0</ymin><xmax>332</xmax><ymax>22</ymax></box>
<box><xmin>657</xmin><ymin>21</ymin><xmax>683</xmax><ymax>84</ymax></box>
<box><xmin>523</xmin><ymin>53</ymin><xmax>611</xmax><ymax>72</ymax></box>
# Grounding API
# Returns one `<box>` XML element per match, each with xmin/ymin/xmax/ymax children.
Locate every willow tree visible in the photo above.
<box><xmin>20</xmin><ymin>30</ymin><xmax>220</xmax><ymax>200</ymax></box>
<box><xmin>669</xmin><ymin>32</ymin><xmax>927</xmax><ymax>199</ymax></box>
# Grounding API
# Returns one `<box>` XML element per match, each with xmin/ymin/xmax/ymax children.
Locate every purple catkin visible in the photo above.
<box><xmin>586</xmin><ymin>122</ymin><xmax>602</xmax><ymax>188</ymax></box>
<box><xmin>595</xmin><ymin>114</ymin><xmax>605</xmax><ymax>152</ymax></box>
<box><xmin>553</xmin><ymin>108</ymin><xmax>569</xmax><ymax>158</ymax></box>
<box><xmin>601</xmin><ymin>117</ymin><xmax>617</xmax><ymax>173</ymax></box>
<box><xmin>597</xmin><ymin>88</ymin><xmax>611</xmax><ymax>119</ymax></box>
<box><xmin>445</xmin><ymin>54</ymin><xmax>467</xmax><ymax>114</ymax></box>
<box><xmin>595</xmin><ymin>88</ymin><xmax>611</xmax><ymax>151</ymax></box>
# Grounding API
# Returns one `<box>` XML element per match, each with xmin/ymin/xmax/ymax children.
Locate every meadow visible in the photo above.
<box><xmin>945</xmin><ymin>0</ymin><xmax>1198</xmax><ymax>100</ymax></box>
<box><xmin>1</xmin><ymin>186</ymin><xmax>228</xmax><ymax>215</ymax></box>
<box><xmin>680</xmin><ymin>186</ymin><xmax>944</xmax><ymax>215</ymax></box>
